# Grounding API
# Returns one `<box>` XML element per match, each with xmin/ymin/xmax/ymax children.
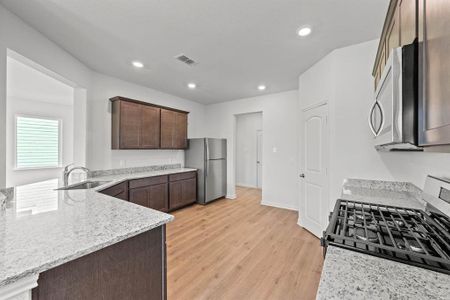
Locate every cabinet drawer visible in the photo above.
<box><xmin>129</xmin><ymin>175</ymin><xmax>168</xmax><ymax>189</ymax></box>
<box><xmin>169</xmin><ymin>171</ymin><xmax>196</xmax><ymax>182</ymax></box>
<box><xmin>99</xmin><ymin>181</ymin><xmax>129</xmax><ymax>201</ymax></box>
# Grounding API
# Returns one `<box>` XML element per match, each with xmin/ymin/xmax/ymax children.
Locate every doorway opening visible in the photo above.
<box><xmin>235</xmin><ymin>112</ymin><xmax>263</xmax><ymax>191</ymax></box>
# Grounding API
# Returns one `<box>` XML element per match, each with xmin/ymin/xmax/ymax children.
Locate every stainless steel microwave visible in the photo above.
<box><xmin>369</xmin><ymin>42</ymin><xmax>421</xmax><ymax>151</ymax></box>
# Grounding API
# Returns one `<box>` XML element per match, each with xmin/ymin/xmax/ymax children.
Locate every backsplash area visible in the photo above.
<box><xmin>87</xmin><ymin>148</ymin><xmax>184</xmax><ymax>171</ymax></box>
<box><xmin>89</xmin><ymin>163</ymin><xmax>182</xmax><ymax>178</ymax></box>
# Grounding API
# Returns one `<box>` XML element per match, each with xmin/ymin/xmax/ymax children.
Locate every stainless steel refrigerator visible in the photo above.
<box><xmin>185</xmin><ymin>138</ymin><xmax>227</xmax><ymax>204</ymax></box>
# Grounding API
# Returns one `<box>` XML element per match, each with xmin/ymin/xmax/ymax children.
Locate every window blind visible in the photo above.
<box><xmin>16</xmin><ymin>116</ymin><xmax>61</xmax><ymax>169</ymax></box>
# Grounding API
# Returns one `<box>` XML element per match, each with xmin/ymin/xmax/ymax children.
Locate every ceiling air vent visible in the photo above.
<box><xmin>175</xmin><ymin>54</ymin><xmax>197</xmax><ymax>66</ymax></box>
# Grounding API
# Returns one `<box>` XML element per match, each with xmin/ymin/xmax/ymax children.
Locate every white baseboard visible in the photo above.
<box><xmin>261</xmin><ymin>200</ymin><xmax>298</xmax><ymax>211</ymax></box>
<box><xmin>226</xmin><ymin>194</ymin><xmax>237</xmax><ymax>199</ymax></box>
<box><xmin>236</xmin><ymin>183</ymin><xmax>259</xmax><ymax>189</ymax></box>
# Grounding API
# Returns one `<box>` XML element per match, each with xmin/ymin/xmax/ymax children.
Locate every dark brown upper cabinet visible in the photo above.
<box><xmin>372</xmin><ymin>0</ymin><xmax>418</xmax><ymax>91</ymax></box>
<box><xmin>161</xmin><ymin>109</ymin><xmax>188</xmax><ymax>149</ymax></box>
<box><xmin>110</xmin><ymin>96</ymin><xmax>188</xmax><ymax>150</ymax></box>
<box><xmin>418</xmin><ymin>0</ymin><xmax>450</xmax><ymax>146</ymax></box>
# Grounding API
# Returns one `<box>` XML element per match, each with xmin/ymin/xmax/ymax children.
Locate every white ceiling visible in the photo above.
<box><xmin>1</xmin><ymin>0</ymin><xmax>389</xmax><ymax>104</ymax></box>
<box><xmin>7</xmin><ymin>56</ymin><xmax>74</xmax><ymax>105</ymax></box>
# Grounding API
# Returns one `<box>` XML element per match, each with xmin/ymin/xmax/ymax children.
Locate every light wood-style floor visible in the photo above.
<box><xmin>166</xmin><ymin>186</ymin><xmax>324</xmax><ymax>300</ymax></box>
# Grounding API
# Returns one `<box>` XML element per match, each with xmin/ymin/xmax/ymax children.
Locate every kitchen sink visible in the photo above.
<box><xmin>57</xmin><ymin>181</ymin><xmax>111</xmax><ymax>190</ymax></box>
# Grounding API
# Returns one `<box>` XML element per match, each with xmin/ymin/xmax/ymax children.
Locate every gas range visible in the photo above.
<box><xmin>321</xmin><ymin>199</ymin><xmax>450</xmax><ymax>275</ymax></box>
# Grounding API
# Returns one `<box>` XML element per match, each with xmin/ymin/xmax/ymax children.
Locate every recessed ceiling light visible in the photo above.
<box><xmin>258</xmin><ymin>85</ymin><xmax>266</xmax><ymax>91</ymax></box>
<box><xmin>297</xmin><ymin>26</ymin><xmax>312</xmax><ymax>37</ymax></box>
<box><xmin>132</xmin><ymin>61</ymin><xmax>144</xmax><ymax>68</ymax></box>
<box><xmin>187</xmin><ymin>83</ymin><xmax>197</xmax><ymax>89</ymax></box>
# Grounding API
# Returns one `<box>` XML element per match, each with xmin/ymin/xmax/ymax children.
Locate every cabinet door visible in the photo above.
<box><xmin>160</xmin><ymin>109</ymin><xmax>176</xmax><ymax>148</ymax></box>
<box><xmin>182</xmin><ymin>178</ymin><xmax>197</xmax><ymax>205</ymax></box>
<box><xmin>129</xmin><ymin>184</ymin><xmax>169</xmax><ymax>211</ymax></box>
<box><xmin>399</xmin><ymin>0</ymin><xmax>417</xmax><ymax>46</ymax></box>
<box><xmin>379</xmin><ymin>44</ymin><xmax>386</xmax><ymax>76</ymax></box>
<box><xmin>418</xmin><ymin>0</ymin><xmax>450</xmax><ymax>145</ymax></box>
<box><xmin>99</xmin><ymin>182</ymin><xmax>128</xmax><ymax>201</ymax></box>
<box><xmin>174</xmin><ymin>113</ymin><xmax>188</xmax><ymax>149</ymax></box>
<box><xmin>169</xmin><ymin>178</ymin><xmax>197</xmax><ymax>210</ymax></box>
<box><xmin>129</xmin><ymin>187</ymin><xmax>149</xmax><ymax>207</ymax></box>
<box><xmin>141</xmin><ymin>106</ymin><xmax>161</xmax><ymax>149</ymax></box>
<box><xmin>161</xmin><ymin>109</ymin><xmax>188</xmax><ymax>149</ymax></box>
<box><xmin>386</xmin><ymin>10</ymin><xmax>400</xmax><ymax>60</ymax></box>
<box><xmin>148</xmin><ymin>183</ymin><xmax>169</xmax><ymax>212</ymax></box>
<box><xmin>120</xmin><ymin>101</ymin><xmax>141</xmax><ymax>149</ymax></box>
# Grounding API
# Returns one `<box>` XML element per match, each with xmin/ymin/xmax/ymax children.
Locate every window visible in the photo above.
<box><xmin>16</xmin><ymin>116</ymin><xmax>62</xmax><ymax>169</ymax></box>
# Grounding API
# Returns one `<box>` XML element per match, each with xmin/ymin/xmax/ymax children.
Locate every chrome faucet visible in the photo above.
<box><xmin>63</xmin><ymin>164</ymin><xmax>90</xmax><ymax>186</ymax></box>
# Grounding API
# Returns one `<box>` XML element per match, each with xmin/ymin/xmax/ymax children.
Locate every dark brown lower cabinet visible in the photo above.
<box><xmin>129</xmin><ymin>183</ymin><xmax>169</xmax><ymax>212</ymax></box>
<box><xmin>32</xmin><ymin>226</ymin><xmax>166</xmax><ymax>300</ymax></box>
<box><xmin>100</xmin><ymin>172</ymin><xmax>197</xmax><ymax>212</ymax></box>
<box><xmin>98</xmin><ymin>181</ymin><xmax>128</xmax><ymax>201</ymax></box>
<box><xmin>169</xmin><ymin>177</ymin><xmax>197</xmax><ymax>210</ymax></box>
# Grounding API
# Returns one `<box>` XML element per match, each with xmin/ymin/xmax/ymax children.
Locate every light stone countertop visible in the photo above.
<box><xmin>0</xmin><ymin>167</ymin><xmax>197</xmax><ymax>288</ymax></box>
<box><xmin>0</xmin><ymin>192</ymin><xmax>5</xmax><ymax>209</ymax></box>
<box><xmin>317</xmin><ymin>246</ymin><xmax>450</xmax><ymax>300</ymax></box>
<box><xmin>317</xmin><ymin>179</ymin><xmax>450</xmax><ymax>300</ymax></box>
<box><xmin>340</xmin><ymin>178</ymin><xmax>426</xmax><ymax>210</ymax></box>
<box><xmin>89</xmin><ymin>167</ymin><xmax>197</xmax><ymax>189</ymax></box>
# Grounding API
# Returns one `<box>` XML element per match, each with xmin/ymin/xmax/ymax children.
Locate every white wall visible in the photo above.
<box><xmin>0</xmin><ymin>3</ymin><xmax>91</xmax><ymax>187</ymax></box>
<box><xmin>0</xmin><ymin>3</ymin><xmax>207</xmax><ymax>186</ymax></box>
<box><xmin>205</xmin><ymin>90</ymin><xmax>299</xmax><ymax>210</ymax></box>
<box><xmin>299</xmin><ymin>39</ymin><xmax>450</xmax><ymax>214</ymax></box>
<box><xmin>87</xmin><ymin>73</ymin><xmax>206</xmax><ymax>171</ymax></box>
<box><xmin>236</xmin><ymin>112</ymin><xmax>262</xmax><ymax>188</ymax></box>
<box><xmin>6</xmin><ymin>55</ymin><xmax>77</xmax><ymax>186</ymax></box>
<box><xmin>6</xmin><ymin>97</ymin><xmax>74</xmax><ymax>186</ymax></box>
<box><xmin>328</xmin><ymin>40</ymin><xmax>396</xmax><ymax>204</ymax></box>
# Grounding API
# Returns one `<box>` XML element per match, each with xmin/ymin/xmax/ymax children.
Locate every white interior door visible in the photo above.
<box><xmin>300</xmin><ymin>104</ymin><xmax>329</xmax><ymax>238</ymax></box>
<box><xmin>256</xmin><ymin>130</ymin><xmax>263</xmax><ymax>188</ymax></box>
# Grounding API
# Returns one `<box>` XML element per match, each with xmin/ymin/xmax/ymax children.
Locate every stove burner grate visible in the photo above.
<box><xmin>322</xmin><ymin>199</ymin><xmax>450</xmax><ymax>275</ymax></box>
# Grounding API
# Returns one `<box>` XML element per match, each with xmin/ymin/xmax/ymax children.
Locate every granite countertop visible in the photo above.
<box><xmin>317</xmin><ymin>246</ymin><xmax>450</xmax><ymax>300</ymax></box>
<box><xmin>340</xmin><ymin>178</ymin><xmax>427</xmax><ymax>210</ymax></box>
<box><xmin>317</xmin><ymin>179</ymin><xmax>450</xmax><ymax>300</ymax></box>
<box><xmin>0</xmin><ymin>167</ymin><xmax>197</xmax><ymax>288</ymax></box>
<box><xmin>0</xmin><ymin>192</ymin><xmax>6</xmax><ymax>209</ymax></box>
<box><xmin>89</xmin><ymin>167</ymin><xmax>197</xmax><ymax>190</ymax></box>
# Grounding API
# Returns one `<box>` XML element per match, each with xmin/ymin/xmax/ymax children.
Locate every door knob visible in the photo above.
<box><xmin>299</xmin><ymin>173</ymin><xmax>305</xmax><ymax>178</ymax></box>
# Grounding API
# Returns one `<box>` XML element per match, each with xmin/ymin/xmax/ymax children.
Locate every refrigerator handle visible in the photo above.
<box><xmin>205</xmin><ymin>138</ymin><xmax>209</xmax><ymax>177</ymax></box>
<box><xmin>205</xmin><ymin>138</ymin><xmax>210</xmax><ymax>160</ymax></box>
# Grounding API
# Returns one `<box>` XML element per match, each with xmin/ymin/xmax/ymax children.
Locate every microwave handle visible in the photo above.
<box><xmin>376</xmin><ymin>101</ymin><xmax>384</xmax><ymax>136</ymax></box>
<box><xmin>368</xmin><ymin>102</ymin><xmax>378</xmax><ymax>137</ymax></box>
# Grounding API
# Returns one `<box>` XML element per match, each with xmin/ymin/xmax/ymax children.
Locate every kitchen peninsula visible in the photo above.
<box><xmin>0</xmin><ymin>166</ymin><xmax>198</xmax><ymax>299</ymax></box>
